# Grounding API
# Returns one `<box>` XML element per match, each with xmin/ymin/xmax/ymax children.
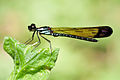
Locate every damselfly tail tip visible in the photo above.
<box><xmin>93</xmin><ymin>39</ymin><xmax>98</xmax><ymax>42</ymax></box>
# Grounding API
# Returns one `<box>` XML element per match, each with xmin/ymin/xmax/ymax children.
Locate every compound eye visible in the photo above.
<box><xmin>28</xmin><ymin>26</ymin><xmax>32</xmax><ymax>31</ymax></box>
<box><xmin>28</xmin><ymin>23</ymin><xmax>36</xmax><ymax>31</ymax></box>
<box><xmin>31</xmin><ymin>23</ymin><xmax>36</xmax><ymax>29</ymax></box>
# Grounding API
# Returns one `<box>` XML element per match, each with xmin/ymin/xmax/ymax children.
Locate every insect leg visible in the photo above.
<box><xmin>31</xmin><ymin>31</ymin><xmax>41</xmax><ymax>52</ymax></box>
<box><xmin>24</xmin><ymin>31</ymin><xmax>36</xmax><ymax>45</ymax></box>
<box><xmin>40</xmin><ymin>34</ymin><xmax>52</xmax><ymax>53</ymax></box>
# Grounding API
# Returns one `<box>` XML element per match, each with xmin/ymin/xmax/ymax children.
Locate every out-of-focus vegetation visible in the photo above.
<box><xmin>0</xmin><ymin>0</ymin><xmax>119</xmax><ymax>80</ymax></box>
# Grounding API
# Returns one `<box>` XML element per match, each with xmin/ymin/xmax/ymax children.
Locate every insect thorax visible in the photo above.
<box><xmin>37</xmin><ymin>26</ymin><xmax>52</xmax><ymax>35</ymax></box>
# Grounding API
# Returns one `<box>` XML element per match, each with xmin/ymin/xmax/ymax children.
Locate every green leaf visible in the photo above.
<box><xmin>3</xmin><ymin>37</ymin><xmax>59</xmax><ymax>80</ymax></box>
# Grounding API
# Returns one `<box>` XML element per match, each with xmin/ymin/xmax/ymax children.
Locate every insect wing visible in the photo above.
<box><xmin>51</xmin><ymin>26</ymin><xmax>113</xmax><ymax>38</ymax></box>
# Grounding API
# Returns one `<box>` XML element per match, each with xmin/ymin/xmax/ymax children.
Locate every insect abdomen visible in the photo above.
<box><xmin>52</xmin><ymin>33</ymin><xmax>97</xmax><ymax>42</ymax></box>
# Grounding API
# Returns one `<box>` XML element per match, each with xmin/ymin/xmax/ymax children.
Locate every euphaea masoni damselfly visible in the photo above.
<box><xmin>25</xmin><ymin>23</ymin><xmax>113</xmax><ymax>52</ymax></box>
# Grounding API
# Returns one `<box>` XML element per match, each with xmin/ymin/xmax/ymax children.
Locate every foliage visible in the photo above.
<box><xmin>3</xmin><ymin>37</ymin><xmax>59</xmax><ymax>80</ymax></box>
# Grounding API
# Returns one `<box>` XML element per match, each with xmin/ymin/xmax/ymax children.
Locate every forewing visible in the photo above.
<box><xmin>51</xmin><ymin>26</ymin><xmax>113</xmax><ymax>38</ymax></box>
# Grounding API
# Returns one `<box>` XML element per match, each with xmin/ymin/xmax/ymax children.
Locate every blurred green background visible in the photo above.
<box><xmin>0</xmin><ymin>0</ymin><xmax>119</xmax><ymax>80</ymax></box>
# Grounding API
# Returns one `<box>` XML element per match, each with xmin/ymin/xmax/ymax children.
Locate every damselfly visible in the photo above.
<box><xmin>25</xmin><ymin>23</ymin><xmax>113</xmax><ymax>52</ymax></box>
